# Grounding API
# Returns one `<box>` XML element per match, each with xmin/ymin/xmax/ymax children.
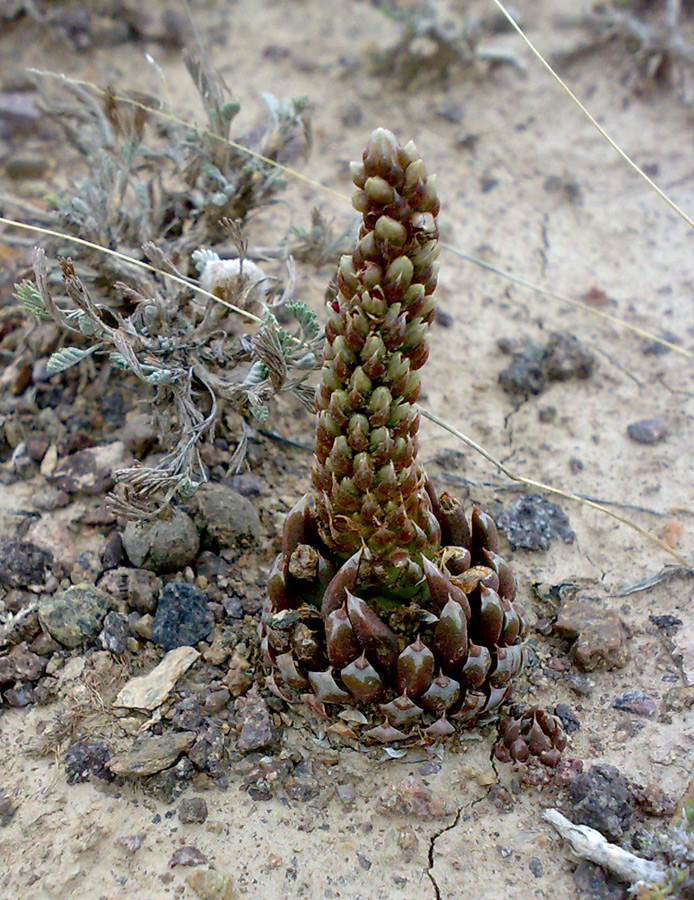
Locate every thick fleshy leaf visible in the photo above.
<box><xmin>478</xmin><ymin>585</ymin><xmax>504</xmax><ymax>646</ymax></box>
<box><xmin>451</xmin><ymin>565</ymin><xmax>499</xmax><ymax>596</ymax></box>
<box><xmin>438</xmin><ymin>546</ymin><xmax>471</xmax><ymax>576</ymax></box>
<box><xmin>308</xmin><ymin>668</ymin><xmax>351</xmax><ymax>703</ymax></box>
<box><xmin>420</xmin><ymin>673</ymin><xmax>460</xmax><ymax>714</ymax></box>
<box><xmin>454</xmin><ymin>691</ymin><xmax>486</xmax><ymax>723</ymax></box>
<box><xmin>396</xmin><ymin>636</ymin><xmax>435</xmax><ymax>696</ymax></box>
<box><xmin>267</xmin><ymin>554</ymin><xmax>291</xmax><ymax>611</ymax></box>
<box><xmin>460</xmin><ymin>644</ymin><xmax>491</xmax><ymax>689</ymax></box>
<box><xmin>424</xmin><ymin>717</ymin><xmax>455</xmax><ymax>739</ymax></box>
<box><xmin>499</xmin><ymin>600</ymin><xmax>521</xmax><ymax>646</ymax></box>
<box><xmin>380</xmin><ymin>694</ymin><xmax>424</xmax><ymax>726</ymax></box>
<box><xmin>276</xmin><ymin>652</ymin><xmax>308</xmax><ymax>688</ymax></box>
<box><xmin>282</xmin><ymin>494</ymin><xmax>314</xmax><ymax>568</ymax></box>
<box><xmin>485</xmin><ymin>683</ymin><xmax>512</xmax><ymax>713</ymax></box>
<box><xmin>470</xmin><ymin>507</ymin><xmax>500</xmax><ymax>561</ymax></box>
<box><xmin>526</xmin><ymin>718</ymin><xmax>553</xmax><ymax>755</ymax></box>
<box><xmin>321</xmin><ymin>550</ymin><xmax>365</xmax><ymax>619</ymax></box>
<box><xmin>325</xmin><ymin>607</ymin><xmax>361</xmax><ymax>669</ymax></box>
<box><xmin>438</xmin><ymin>492</ymin><xmax>471</xmax><ymax>549</ymax></box>
<box><xmin>489</xmin><ymin>644</ymin><xmax>523</xmax><ymax>687</ymax></box>
<box><xmin>363</xmin><ymin>719</ymin><xmax>408</xmax><ymax>743</ymax></box>
<box><xmin>422</xmin><ymin>556</ymin><xmax>471</xmax><ymax>618</ymax></box>
<box><xmin>346</xmin><ymin>591</ymin><xmax>400</xmax><ymax>673</ymax></box>
<box><xmin>341</xmin><ymin>653</ymin><xmax>384</xmax><ymax>702</ymax></box>
<box><xmin>483</xmin><ymin>549</ymin><xmax>515</xmax><ymax>600</ymax></box>
<box><xmin>432</xmin><ymin>598</ymin><xmax>469</xmax><ymax>676</ymax></box>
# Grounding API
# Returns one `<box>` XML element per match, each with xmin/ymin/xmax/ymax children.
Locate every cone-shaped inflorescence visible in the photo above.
<box><xmin>261</xmin><ymin>129</ymin><xmax>528</xmax><ymax>741</ymax></box>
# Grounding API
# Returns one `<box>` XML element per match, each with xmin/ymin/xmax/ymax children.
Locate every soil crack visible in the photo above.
<box><xmin>427</xmin><ymin>793</ymin><xmax>487</xmax><ymax>899</ymax></box>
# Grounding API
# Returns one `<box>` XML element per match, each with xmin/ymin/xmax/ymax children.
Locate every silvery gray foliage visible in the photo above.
<box><xmin>18</xmin><ymin>246</ymin><xmax>322</xmax><ymax>519</ymax></box>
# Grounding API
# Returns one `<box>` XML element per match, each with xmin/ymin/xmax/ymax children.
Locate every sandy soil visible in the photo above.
<box><xmin>1</xmin><ymin>1</ymin><xmax>693</xmax><ymax>898</ymax></box>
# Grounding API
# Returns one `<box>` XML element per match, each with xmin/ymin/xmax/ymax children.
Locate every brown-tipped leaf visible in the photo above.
<box><xmin>346</xmin><ymin>591</ymin><xmax>400</xmax><ymax>674</ymax></box>
<box><xmin>396</xmin><ymin>636</ymin><xmax>435</xmax><ymax>697</ymax></box>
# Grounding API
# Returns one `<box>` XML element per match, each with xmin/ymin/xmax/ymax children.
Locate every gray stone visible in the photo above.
<box><xmin>123</xmin><ymin>510</ymin><xmax>200</xmax><ymax>573</ymax></box>
<box><xmin>627</xmin><ymin>418</ymin><xmax>668</xmax><ymax>445</ymax></box>
<box><xmin>151</xmin><ymin>583</ymin><xmax>213</xmax><ymax>651</ymax></box>
<box><xmin>107</xmin><ymin>731</ymin><xmax>195</xmax><ymax>777</ymax></box>
<box><xmin>191</xmin><ymin>483</ymin><xmax>261</xmax><ymax>549</ymax></box>
<box><xmin>99</xmin><ymin>611</ymin><xmax>129</xmax><ymax>654</ymax></box>
<box><xmin>0</xmin><ymin>794</ymin><xmax>15</xmax><ymax>826</ymax></box>
<box><xmin>188</xmin><ymin>722</ymin><xmax>226</xmax><ymax>776</ymax></box>
<box><xmin>0</xmin><ymin>538</ymin><xmax>52</xmax><ymax>588</ymax></box>
<box><xmin>4</xmin><ymin>684</ymin><xmax>32</xmax><ymax>706</ymax></box>
<box><xmin>39</xmin><ymin>583</ymin><xmax>115</xmax><ymax>649</ymax></box>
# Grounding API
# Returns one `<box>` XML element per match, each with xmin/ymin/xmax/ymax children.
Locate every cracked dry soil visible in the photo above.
<box><xmin>1</xmin><ymin>1</ymin><xmax>694</xmax><ymax>898</ymax></box>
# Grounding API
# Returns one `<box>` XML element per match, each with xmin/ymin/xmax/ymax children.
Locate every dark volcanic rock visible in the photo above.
<box><xmin>498</xmin><ymin>333</ymin><xmax>594</xmax><ymax>399</ymax></box>
<box><xmin>0</xmin><ymin>539</ymin><xmax>52</xmax><ymax>588</ymax></box>
<box><xmin>498</xmin><ymin>495</ymin><xmax>574</xmax><ymax>551</ymax></box>
<box><xmin>569</xmin><ymin>765</ymin><xmax>633</xmax><ymax>842</ymax></box>
<box><xmin>64</xmin><ymin>740</ymin><xmax>115</xmax><ymax>784</ymax></box>
<box><xmin>151</xmin><ymin>583</ymin><xmax>213</xmax><ymax>651</ymax></box>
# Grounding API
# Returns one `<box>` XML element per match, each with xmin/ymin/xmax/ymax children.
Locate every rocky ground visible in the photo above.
<box><xmin>0</xmin><ymin>1</ymin><xmax>693</xmax><ymax>899</ymax></box>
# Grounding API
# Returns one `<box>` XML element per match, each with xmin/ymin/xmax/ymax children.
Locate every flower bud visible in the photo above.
<box><xmin>352</xmin><ymin>190</ymin><xmax>369</xmax><ymax>213</ymax></box>
<box><xmin>349</xmin><ymin>161</ymin><xmax>366</xmax><ymax>188</ymax></box>
<box><xmin>374</xmin><ymin>215</ymin><xmax>408</xmax><ymax>246</ymax></box>
<box><xmin>364</xmin><ymin>175</ymin><xmax>394</xmax><ymax>205</ymax></box>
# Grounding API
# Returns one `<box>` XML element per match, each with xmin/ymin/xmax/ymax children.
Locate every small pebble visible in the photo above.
<box><xmin>613</xmin><ymin>691</ymin><xmax>657</xmax><ymax>718</ymax></box>
<box><xmin>627</xmin><ymin>418</ymin><xmax>667</xmax><ymax>445</ymax></box>
<box><xmin>169</xmin><ymin>845</ymin><xmax>209</xmax><ymax>868</ymax></box>
<box><xmin>179</xmin><ymin>797</ymin><xmax>208</xmax><ymax>825</ymax></box>
<box><xmin>528</xmin><ymin>857</ymin><xmax>543</xmax><ymax>878</ymax></box>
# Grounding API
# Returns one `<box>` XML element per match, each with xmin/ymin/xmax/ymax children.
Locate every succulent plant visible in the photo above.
<box><xmin>495</xmin><ymin>706</ymin><xmax>570</xmax><ymax>783</ymax></box>
<box><xmin>261</xmin><ymin>128</ymin><xmax>527</xmax><ymax>741</ymax></box>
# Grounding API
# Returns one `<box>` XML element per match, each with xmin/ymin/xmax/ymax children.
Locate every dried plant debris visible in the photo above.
<box><xmin>370</xmin><ymin>0</ymin><xmax>524</xmax><ymax>88</ymax></box>
<box><xmin>556</xmin><ymin>1</ymin><xmax>694</xmax><ymax>98</ymax></box>
<box><xmin>16</xmin><ymin>246</ymin><xmax>322</xmax><ymax>517</ymax></box>
<box><xmin>29</xmin><ymin>53</ymin><xmax>310</xmax><ymax>284</ymax></box>
<box><xmin>546</xmin><ymin>799</ymin><xmax>694</xmax><ymax>898</ymax></box>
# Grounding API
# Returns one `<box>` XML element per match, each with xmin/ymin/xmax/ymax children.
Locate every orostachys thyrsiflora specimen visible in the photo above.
<box><xmin>261</xmin><ymin>128</ymin><xmax>527</xmax><ymax>741</ymax></box>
